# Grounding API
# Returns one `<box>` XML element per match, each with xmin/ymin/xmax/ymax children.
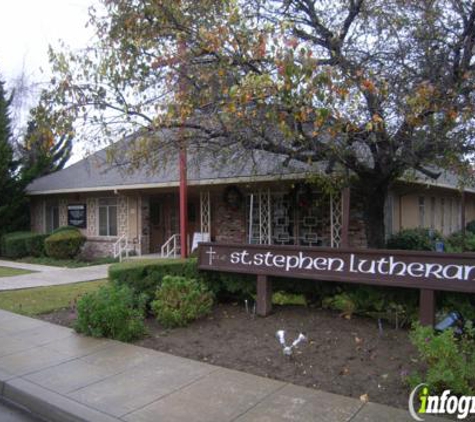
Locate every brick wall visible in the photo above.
<box><xmin>212</xmin><ymin>191</ymin><xmax>246</xmax><ymax>244</ymax></box>
<box><xmin>81</xmin><ymin>238</ymin><xmax>115</xmax><ymax>259</ymax></box>
<box><xmin>348</xmin><ymin>197</ymin><xmax>367</xmax><ymax>248</ymax></box>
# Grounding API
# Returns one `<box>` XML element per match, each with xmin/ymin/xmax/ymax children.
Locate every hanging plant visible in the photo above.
<box><xmin>223</xmin><ymin>185</ymin><xmax>243</xmax><ymax>211</ymax></box>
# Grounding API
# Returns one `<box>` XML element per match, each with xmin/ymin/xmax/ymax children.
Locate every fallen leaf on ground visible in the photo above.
<box><xmin>360</xmin><ymin>394</ymin><xmax>369</xmax><ymax>403</ymax></box>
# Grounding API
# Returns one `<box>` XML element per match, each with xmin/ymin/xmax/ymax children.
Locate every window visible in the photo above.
<box><xmin>430</xmin><ymin>197</ymin><xmax>436</xmax><ymax>229</ymax></box>
<box><xmin>98</xmin><ymin>198</ymin><xmax>118</xmax><ymax>236</ymax></box>
<box><xmin>418</xmin><ymin>196</ymin><xmax>425</xmax><ymax>228</ymax></box>
<box><xmin>45</xmin><ymin>200</ymin><xmax>59</xmax><ymax>233</ymax></box>
<box><xmin>440</xmin><ymin>198</ymin><xmax>445</xmax><ymax>234</ymax></box>
<box><xmin>448</xmin><ymin>198</ymin><xmax>453</xmax><ymax>233</ymax></box>
<box><xmin>455</xmin><ymin>198</ymin><xmax>461</xmax><ymax>231</ymax></box>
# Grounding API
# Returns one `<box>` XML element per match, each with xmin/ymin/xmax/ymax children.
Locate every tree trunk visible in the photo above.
<box><xmin>358</xmin><ymin>179</ymin><xmax>388</xmax><ymax>249</ymax></box>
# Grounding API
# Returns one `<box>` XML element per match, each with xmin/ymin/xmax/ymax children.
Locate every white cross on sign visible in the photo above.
<box><xmin>206</xmin><ymin>247</ymin><xmax>217</xmax><ymax>265</ymax></box>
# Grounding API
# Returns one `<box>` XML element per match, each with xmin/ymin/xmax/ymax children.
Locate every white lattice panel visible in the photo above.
<box><xmin>330</xmin><ymin>192</ymin><xmax>343</xmax><ymax>248</ymax></box>
<box><xmin>200</xmin><ymin>191</ymin><xmax>211</xmax><ymax>235</ymax></box>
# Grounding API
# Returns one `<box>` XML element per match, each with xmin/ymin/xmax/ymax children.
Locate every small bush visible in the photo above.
<box><xmin>322</xmin><ymin>284</ymin><xmax>418</xmax><ymax>325</ymax></box>
<box><xmin>151</xmin><ymin>275</ymin><xmax>214</xmax><ymax>328</ymax></box>
<box><xmin>74</xmin><ymin>284</ymin><xmax>147</xmax><ymax>342</ymax></box>
<box><xmin>466</xmin><ymin>220</ymin><xmax>475</xmax><ymax>235</ymax></box>
<box><xmin>386</xmin><ymin>228</ymin><xmax>441</xmax><ymax>251</ymax></box>
<box><xmin>408</xmin><ymin>322</ymin><xmax>475</xmax><ymax>395</ymax></box>
<box><xmin>45</xmin><ymin>227</ymin><xmax>86</xmax><ymax>259</ymax></box>
<box><xmin>1</xmin><ymin>232</ymin><xmax>48</xmax><ymax>258</ymax></box>
<box><xmin>445</xmin><ymin>231</ymin><xmax>475</xmax><ymax>253</ymax></box>
<box><xmin>51</xmin><ymin>225</ymin><xmax>81</xmax><ymax>235</ymax></box>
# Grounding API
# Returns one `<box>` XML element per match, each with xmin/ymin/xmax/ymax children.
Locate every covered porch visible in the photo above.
<box><xmin>134</xmin><ymin>182</ymin><xmax>352</xmax><ymax>259</ymax></box>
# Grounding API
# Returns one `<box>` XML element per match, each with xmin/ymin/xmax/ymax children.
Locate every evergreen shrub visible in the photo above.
<box><xmin>74</xmin><ymin>284</ymin><xmax>147</xmax><ymax>342</ymax></box>
<box><xmin>151</xmin><ymin>275</ymin><xmax>214</xmax><ymax>327</ymax></box>
<box><xmin>1</xmin><ymin>231</ymin><xmax>48</xmax><ymax>258</ymax></box>
<box><xmin>45</xmin><ymin>227</ymin><xmax>85</xmax><ymax>259</ymax></box>
<box><xmin>408</xmin><ymin>322</ymin><xmax>475</xmax><ymax>395</ymax></box>
<box><xmin>386</xmin><ymin>228</ymin><xmax>441</xmax><ymax>251</ymax></box>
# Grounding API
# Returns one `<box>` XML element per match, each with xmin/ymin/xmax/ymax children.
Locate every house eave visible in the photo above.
<box><xmin>26</xmin><ymin>173</ymin><xmax>310</xmax><ymax>196</ymax></box>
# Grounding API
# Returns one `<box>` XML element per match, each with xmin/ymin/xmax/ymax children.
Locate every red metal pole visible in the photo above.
<box><xmin>178</xmin><ymin>38</ymin><xmax>188</xmax><ymax>258</ymax></box>
<box><xmin>179</xmin><ymin>145</ymin><xmax>188</xmax><ymax>258</ymax></box>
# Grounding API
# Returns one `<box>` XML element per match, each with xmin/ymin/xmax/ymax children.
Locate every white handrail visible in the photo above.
<box><xmin>161</xmin><ymin>234</ymin><xmax>180</xmax><ymax>258</ymax></box>
<box><xmin>113</xmin><ymin>234</ymin><xmax>129</xmax><ymax>262</ymax></box>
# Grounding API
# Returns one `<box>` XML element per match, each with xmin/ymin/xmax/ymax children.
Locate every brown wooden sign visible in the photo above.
<box><xmin>198</xmin><ymin>243</ymin><xmax>475</xmax><ymax>324</ymax></box>
<box><xmin>198</xmin><ymin>243</ymin><xmax>475</xmax><ymax>293</ymax></box>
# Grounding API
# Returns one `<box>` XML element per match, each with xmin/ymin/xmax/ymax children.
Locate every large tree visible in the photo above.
<box><xmin>45</xmin><ymin>0</ymin><xmax>475</xmax><ymax>247</ymax></box>
<box><xmin>20</xmin><ymin>100</ymin><xmax>73</xmax><ymax>184</ymax></box>
<box><xmin>0</xmin><ymin>77</ymin><xmax>26</xmax><ymax>235</ymax></box>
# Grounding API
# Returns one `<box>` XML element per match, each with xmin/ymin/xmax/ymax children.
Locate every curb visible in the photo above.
<box><xmin>1</xmin><ymin>377</ymin><xmax>120</xmax><ymax>422</ymax></box>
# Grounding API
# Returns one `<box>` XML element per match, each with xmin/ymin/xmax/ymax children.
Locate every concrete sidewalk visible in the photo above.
<box><xmin>0</xmin><ymin>260</ymin><xmax>61</xmax><ymax>273</ymax></box>
<box><xmin>0</xmin><ymin>265</ymin><xmax>109</xmax><ymax>291</ymax></box>
<box><xmin>0</xmin><ymin>310</ymin><xmax>446</xmax><ymax>422</ymax></box>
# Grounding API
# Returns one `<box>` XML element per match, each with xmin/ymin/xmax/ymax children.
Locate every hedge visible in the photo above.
<box><xmin>109</xmin><ymin>258</ymin><xmax>326</xmax><ymax>303</ymax></box>
<box><xmin>110</xmin><ymin>259</ymin><xmax>206</xmax><ymax>299</ymax></box>
<box><xmin>108</xmin><ymin>257</ymin><xmax>475</xmax><ymax>323</ymax></box>
<box><xmin>45</xmin><ymin>228</ymin><xmax>86</xmax><ymax>259</ymax></box>
<box><xmin>1</xmin><ymin>232</ymin><xmax>48</xmax><ymax>258</ymax></box>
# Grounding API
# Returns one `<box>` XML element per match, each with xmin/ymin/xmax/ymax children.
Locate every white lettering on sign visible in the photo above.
<box><xmin>219</xmin><ymin>248</ymin><xmax>475</xmax><ymax>282</ymax></box>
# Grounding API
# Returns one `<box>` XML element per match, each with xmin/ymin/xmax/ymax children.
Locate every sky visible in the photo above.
<box><xmin>0</xmin><ymin>0</ymin><xmax>98</xmax><ymax>161</ymax></box>
<box><xmin>0</xmin><ymin>0</ymin><xmax>96</xmax><ymax>83</ymax></box>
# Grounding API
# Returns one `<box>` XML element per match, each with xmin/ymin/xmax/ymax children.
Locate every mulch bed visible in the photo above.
<box><xmin>38</xmin><ymin>303</ymin><xmax>423</xmax><ymax>409</ymax></box>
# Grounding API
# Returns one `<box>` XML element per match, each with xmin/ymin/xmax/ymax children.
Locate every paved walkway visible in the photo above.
<box><xmin>0</xmin><ymin>261</ymin><xmax>109</xmax><ymax>291</ymax></box>
<box><xmin>0</xmin><ymin>260</ymin><xmax>61</xmax><ymax>273</ymax></box>
<box><xmin>0</xmin><ymin>310</ymin><xmax>446</xmax><ymax>422</ymax></box>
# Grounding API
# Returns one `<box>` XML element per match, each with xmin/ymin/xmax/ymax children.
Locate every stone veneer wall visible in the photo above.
<box><xmin>86</xmin><ymin>198</ymin><xmax>98</xmax><ymax>237</ymax></box>
<box><xmin>59</xmin><ymin>199</ymin><xmax>68</xmax><ymax>227</ymax></box>
<box><xmin>82</xmin><ymin>197</ymin><xmax>110</xmax><ymax>258</ymax></box>
<box><xmin>30</xmin><ymin>198</ymin><xmax>44</xmax><ymax>233</ymax></box>
<box><xmin>118</xmin><ymin>196</ymin><xmax>127</xmax><ymax>237</ymax></box>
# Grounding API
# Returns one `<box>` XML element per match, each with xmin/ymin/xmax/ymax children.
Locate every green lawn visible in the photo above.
<box><xmin>14</xmin><ymin>256</ymin><xmax>118</xmax><ymax>268</ymax></box>
<box><xmin>0</xmin><ymin>266</ymin><xmax>33</xmax><ymax>278</ymax></box>
<box><xmin>0</xmin><ymin>279</ymin><xmax>108</xmax><ymax>316</ymax></box>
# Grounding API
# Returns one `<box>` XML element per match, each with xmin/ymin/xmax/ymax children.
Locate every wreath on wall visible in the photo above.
<box><xmin>223</xmin><ymin>185</ymin><xmax>243</xmax><ymax>211</ymax></box>
<box><xmin>288</xmin><ymin>183</ymin><xmax>314</xmax><ymax>209</ymax></box>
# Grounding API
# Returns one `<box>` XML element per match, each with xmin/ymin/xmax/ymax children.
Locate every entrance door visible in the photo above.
<box><xmin>150</xmin><ymin>195</ymin><xmax>180</xmax><ymax>253</ymax></box>
<box><xmin>150</xmin><ymin>194</ymin><xmax>201</xmax><ymax>254</ymax></box>
<box><xmin>150</xmin><ymin>198</ymin><xmax>164</xmax><ymax>253</ymax></box>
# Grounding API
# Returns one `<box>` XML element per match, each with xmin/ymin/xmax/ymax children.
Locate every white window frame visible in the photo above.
<box><xmin>45</xmin><ymin>200</ymin><xmax>60</xmax><ymax>233</ymax></box>
<box><xmin>98</xmin><ymin>197</ymin><xmax>118</xmax><ymax>237</ymax></box>
<box><xmin>418</xmin><ymin>196</ymin><xmax>425</xmax><ymax>228</ymax></box>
